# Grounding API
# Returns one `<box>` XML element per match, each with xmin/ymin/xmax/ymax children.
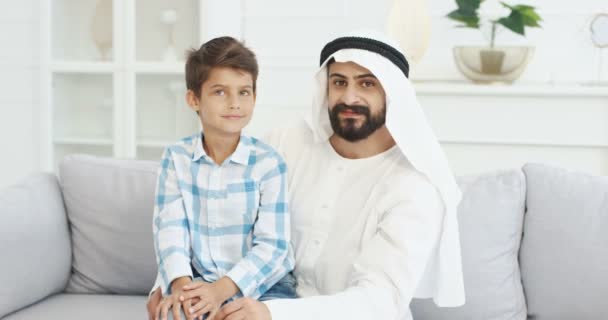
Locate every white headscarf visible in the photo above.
<box><xmin>307</xmin><ymin>30</ymin><xmax>465</xmax><ymax>307</ymax></box>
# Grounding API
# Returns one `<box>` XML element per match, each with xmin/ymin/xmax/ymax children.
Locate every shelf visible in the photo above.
<box><xmin>52</xmin><ymin>0</ymin><xmax>114</xmax><ymax>62</ymax></box>
<box><xmin>42</xmin><ymin>0</ymin><xmax>208</xmax><ymax>169</ymax></box>
<box><xmin>135</xmin><ymin>0</ymin><xmax>199</xmax><ymax>62</ymax></box>
<box><xmin>412</xmin><ymin>81</ymin><xmax>608</xmax><ymax>98</ymax></box>
<box><xmin>54</xmin><ymin>137</ymin><xmax>114</xmax><ymax>146</ymax></box>
<box><xmin>138</xmin><ymin>139</ymin><xmax>176</xmax><ymax>148</ymax></box>
<box><xmin>51</xmin><ymin>61</ymin><xmax>118</xmax><ymax>73</ymax></box>
<box><xmin>136</xmin><ymin>74</ymin><xmax>199</xmax><ymax>142</ymax></box>
<box><xmin>50</xmin><ymin>61</ymin><xmax>187</xmax><ymax>74</ymax></box>
<box><xmin>137</xmin><ymin>145</ymin><xmax>165</xmax><ymax>161</ymax></box>
<box><xmin>54</xmin><ymin>144</ymin><xmax>113</xmax><ymax>168</ymax></box>
<box><xmin>133</xmin><ymin>62</ymin><xmax>184</xmax><ymax>74</ymax></box>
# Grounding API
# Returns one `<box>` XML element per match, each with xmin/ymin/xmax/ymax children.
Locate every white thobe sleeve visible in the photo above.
<box><xmin>264</xmin><ymin>176</ymin><xmax>444</xmax><ymax>320</ymax></box>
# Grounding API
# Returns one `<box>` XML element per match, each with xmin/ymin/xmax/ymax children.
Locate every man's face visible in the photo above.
<box><xmin>327</xmin><ymin>61</ymin><xmax>387</xmax><ymax>142</ymax></box>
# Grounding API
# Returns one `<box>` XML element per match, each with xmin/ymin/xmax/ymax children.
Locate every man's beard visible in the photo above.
<box><xmin>328</xmin><ymin>103</ymin><xmax>386</xmax><ymax>142</ymax></box>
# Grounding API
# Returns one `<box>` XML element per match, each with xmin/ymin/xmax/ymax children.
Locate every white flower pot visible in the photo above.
<box><xmin>453</xmin><ymin>46</ymin><xmax>534</xmax><ymax>84</ymax></box>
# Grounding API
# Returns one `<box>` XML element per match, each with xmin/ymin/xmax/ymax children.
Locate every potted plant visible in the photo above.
<box><xmin>447</xmin><ymin>0</ymin><xmax>542</xmax><ymax>83</ymax></box>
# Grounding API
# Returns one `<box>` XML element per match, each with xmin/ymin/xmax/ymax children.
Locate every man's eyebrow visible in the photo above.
<box><xmin>354</xmin><ymin>73</ymin><xmax>377</xmax><ymax>79</ymax></box>
<box><xmin>328</xmin><ymin>73</ymin><xmax>377</xmax><ymax>79</ymax></box>
<box><xmin>209</xmin><ymin>84</ymin><xmax>225</xmax><ymax>88</ymax></box>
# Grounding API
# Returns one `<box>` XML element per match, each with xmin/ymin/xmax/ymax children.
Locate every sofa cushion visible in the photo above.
<box><xmin>2</xmin><ymin>294</ymin><xmax>146</xmax><ymax>320</ymax></box>
<box><xmin>411</xmin><ymin>169</ymin><xmax>527</xmax><ymax>320</ymax></box>
<box><xmin>0</xmin><ymin>173</ymin><xmax>72</xmax><ymax>318</ymax></box>
<box><xmin>520</xmin><ymin>163</ymin><xmax>608</xmax><ymax>319</ymax></box>
<box><xmin>60</xmin><ymin>155</ymin><xmax>159</xmax><ymax>295</ymax></box>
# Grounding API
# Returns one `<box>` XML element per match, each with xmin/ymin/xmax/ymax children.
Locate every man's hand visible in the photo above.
<box><xmin>215</xmin><ymin>297</ymin><xmax>271</xmax><ymax>320</ymax></box>
<box><xmin>154</xmin><ymin>276</ymin><xmax>193</xmax><ymax>320</ymax></box>
<box><xmin>179</xmin><ymin>277</ymin><xmax>240</xmax><ymax>320</ymax></box>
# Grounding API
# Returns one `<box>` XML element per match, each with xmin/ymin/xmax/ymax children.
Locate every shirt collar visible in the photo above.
<box><xmin>192</xmin><ymin>132</ymin><xmax>206</xmax><ymax>162</ymax></box>
<box><xmin>191</xmin><ymin>132</ymin><xmax>251</xmax><ymax>166</ymax></box>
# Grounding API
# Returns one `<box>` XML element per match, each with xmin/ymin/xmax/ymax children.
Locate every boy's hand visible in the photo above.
<box><xmin>155</xmin><ymin>276</ymin><xmax>193</xmax><ymax>320</ymax></box>
<box><xmin>147</xmin><ymin>287</ymin><xmax>162</xmax><ymax>320</ymax></box>
<box><xmin>180</xmin><ymin>277</ymin><xmax>240</xmax><ymax>320</ymax></box>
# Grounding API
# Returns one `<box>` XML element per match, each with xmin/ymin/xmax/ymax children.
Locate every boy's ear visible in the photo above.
<box><xmin>186</xmin><ymin>90</ymin><xmax>200</xmax><ymax>112</ymax></box>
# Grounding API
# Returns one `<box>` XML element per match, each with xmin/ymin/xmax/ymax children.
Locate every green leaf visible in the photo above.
<box><xmin>500</xmin><ymin>2</ymin><xmax>542</xmax><ymax>27</ymax></box>
<box><xmin>497</xmin><ymin>11</ymin><xmax>525</xmax><ymax>35</ymax></box>
<box><xmin>447</xmin><ymin>0</ymin><xmax>483</xmax><ymax>28</ymax></box>
<box><xmin>447</xmin><ymin>9</ymin><xmax>480</xmax><ymax>28</ymax></box>
<box><xmin>522</xmin><ymin>15</ymin><xmax>541</xmax><ymax>27</ymax></box>
<box><xmin>512</xmin><ymin>4</ymin><xmax>535</xmax><ymax>10</ymax></box>
<box><xmin>447</xmin><ymin>8</ymin><xmax>478</xmax><ymax>19</ymax></box>
<box><xmin>456</xmin><ymin>0</ymin><xmax>482</xmax><ymax>12</ymax></box>
<box><xmin>519</xmin><ymin>8</ymin><xmax>542</xmax><ymax>27</ymax></box>
<box><xmin>500</xmin><ymin>2</ymin><xmax>512</xmax><ymax>9</ymax></box>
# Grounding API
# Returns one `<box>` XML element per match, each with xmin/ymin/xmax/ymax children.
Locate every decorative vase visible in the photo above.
<box><xmin>90</xmin><ymin>0</ymin><xmax>113</xmax><ymax>61</ymax></box>
<box><xmin>160</xmin><ymin>9</ymin><xmax>179</xmax><ymax>62</ymax></box>
<box><xmin>453</xmin><ymin>46</ymin><xmax>534</xmax><ymax>84</ymax></box>
<box><xmin>387</xmin><ymin>0</ymin><xmax>432</xmax><ymax>65</ymax></box>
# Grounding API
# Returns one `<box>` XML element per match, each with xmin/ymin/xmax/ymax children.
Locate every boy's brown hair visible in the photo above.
<box><xmin>185</xmin><ymin>36</ymin><xmax>259</xmax><ymax>98</ymax></box>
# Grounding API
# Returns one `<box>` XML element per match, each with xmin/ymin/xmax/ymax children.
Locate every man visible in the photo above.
<box><xmin>148</xmin><ymin>31</ymin><xmax>465</xmax><ymax>320</ymax></box>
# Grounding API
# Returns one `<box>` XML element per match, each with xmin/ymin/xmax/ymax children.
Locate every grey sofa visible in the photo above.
<box><xmin>1</xmin><ymin>155</ymin><xmax>607</xmax><ymax>320</ymax></box>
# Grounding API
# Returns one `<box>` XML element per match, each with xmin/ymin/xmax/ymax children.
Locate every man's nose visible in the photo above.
<box><xmin>340</xmin><ymin>85</ymin><xmax>362</xmax><ymax>105</ymax></box>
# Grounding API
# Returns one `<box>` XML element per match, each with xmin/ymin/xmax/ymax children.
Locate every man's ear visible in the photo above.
<box><xmin>186</xmin><ymin>90</ymin><xmax>200</xmax><ymax>112</ymax></box>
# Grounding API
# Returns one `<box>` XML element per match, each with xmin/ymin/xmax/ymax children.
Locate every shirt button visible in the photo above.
<box><xmin>321</xmin><ymin>204</ymin><xmax>329</xmax><ymax>209</ymax></box>
<box><xmin>337</xmin><ymin>166</ymin><xmax>343</xmax><ymax>172</ymax></box>
<box><xmin>313</xmin><ymin>239</ymin><xmax>321</xmax><ymax>245</ymax></box>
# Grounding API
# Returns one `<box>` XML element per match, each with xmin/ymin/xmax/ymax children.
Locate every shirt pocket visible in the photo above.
<box><xmin>224</xmin><ymin>177</ymin><xmax>260</xmax><ymax>228</ymax></box>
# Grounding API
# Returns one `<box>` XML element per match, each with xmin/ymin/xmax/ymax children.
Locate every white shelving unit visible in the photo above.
<box><xmin>40</xmin><ymin>0</ymin><xmax>244</xmax><ymax>170</ymax></box>
<box><xmin>412</xmin><ymin>81</ymin><xmax>608</xmax><ymax>98</ymax></box>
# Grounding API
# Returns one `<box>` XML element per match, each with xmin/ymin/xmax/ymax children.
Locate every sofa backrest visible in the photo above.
<box><xmin>7</xmin><ymin>155</ymin><xmax>607</xmax><ymax>319</ymax></box>
<box><xmin>0</xmin><ymin>173</ymin><xmax>71</xmax><ymax>318</ymax></box>
<box><xmin>60</xmin><ymin>154</ymin><xmax>531</xmax><ymax>319</ymax></box>
<box><xmin>59</xmin><ymin>155</ymin><xmax>159</xmax><ymax>295</ymax></box>
<box><xmin>519</xmin><ymin>163</ymin><xmax>608</xmax><ymax>319</ymax></box>
<box><xmin>412</xmin><ymin>168</ymin><xmax>527</xmax><ymax>320</ymax></box>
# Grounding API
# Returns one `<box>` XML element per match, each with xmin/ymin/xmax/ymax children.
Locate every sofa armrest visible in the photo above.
<box><xmin>0</xmin><ymin>173</ymin><xmax>72</xmax><ymax>318</ymax></box>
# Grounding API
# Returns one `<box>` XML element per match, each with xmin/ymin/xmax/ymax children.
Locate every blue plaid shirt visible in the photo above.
<box><xmin>153</xmin><ymin>132</ymin><xmax>294</xmax><ymax>298</ymax></box>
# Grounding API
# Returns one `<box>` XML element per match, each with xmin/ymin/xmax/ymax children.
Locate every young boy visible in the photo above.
<box><xmin>149</xmin><ymin>37</ymin><xmax>296</xmax><ymax>320</ymax></box>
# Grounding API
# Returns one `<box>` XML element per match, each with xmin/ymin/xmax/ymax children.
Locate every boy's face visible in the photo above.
<box><xmin>187</xmin><ymin>67</ymin><xmax>256</xmax><ymax>136</ymax></box>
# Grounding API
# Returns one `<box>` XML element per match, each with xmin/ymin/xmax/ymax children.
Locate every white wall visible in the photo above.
<box><xmin>0</xmin><ymin>0</ymin><xmax>40</xmax><ymax>188</ymax></box>
<box><xmin>242</xmin><ymin>0</ymin><xmax>608</xmax><ymax>107</ymax></box>
<box><xmin>241</xmin><ymin>0</ymin><xmax>608</xmax><ymax>176</ymax></box>
<box><xmin>240</xmin><ymin>0</ymin><xmax>608</xmax><ymax>113</ymax></box>
<box><xmin>1</xmin><ymin>0</ymin><xmax>607</xmax><ymax>187</ymax></box>
<box><xmin>418</xmin><ymin>0</ymin><xmax>608</xmax><ymax>82</ymax></box>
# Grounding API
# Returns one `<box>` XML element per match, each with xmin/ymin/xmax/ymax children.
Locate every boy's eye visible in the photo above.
<box><xmin>240</xmin><ymin>90</ymin><xmax>252</xmax><ymax>96</ymax></box>
<box><xmin>214</xmin><ymin>90</ymin><xmax>225</xmax><ymax>96</ymax></box>
<box><xmin>333</xmin><ymin>80</ymin><xmax>347</xmax><ymax>86</ymax></box>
